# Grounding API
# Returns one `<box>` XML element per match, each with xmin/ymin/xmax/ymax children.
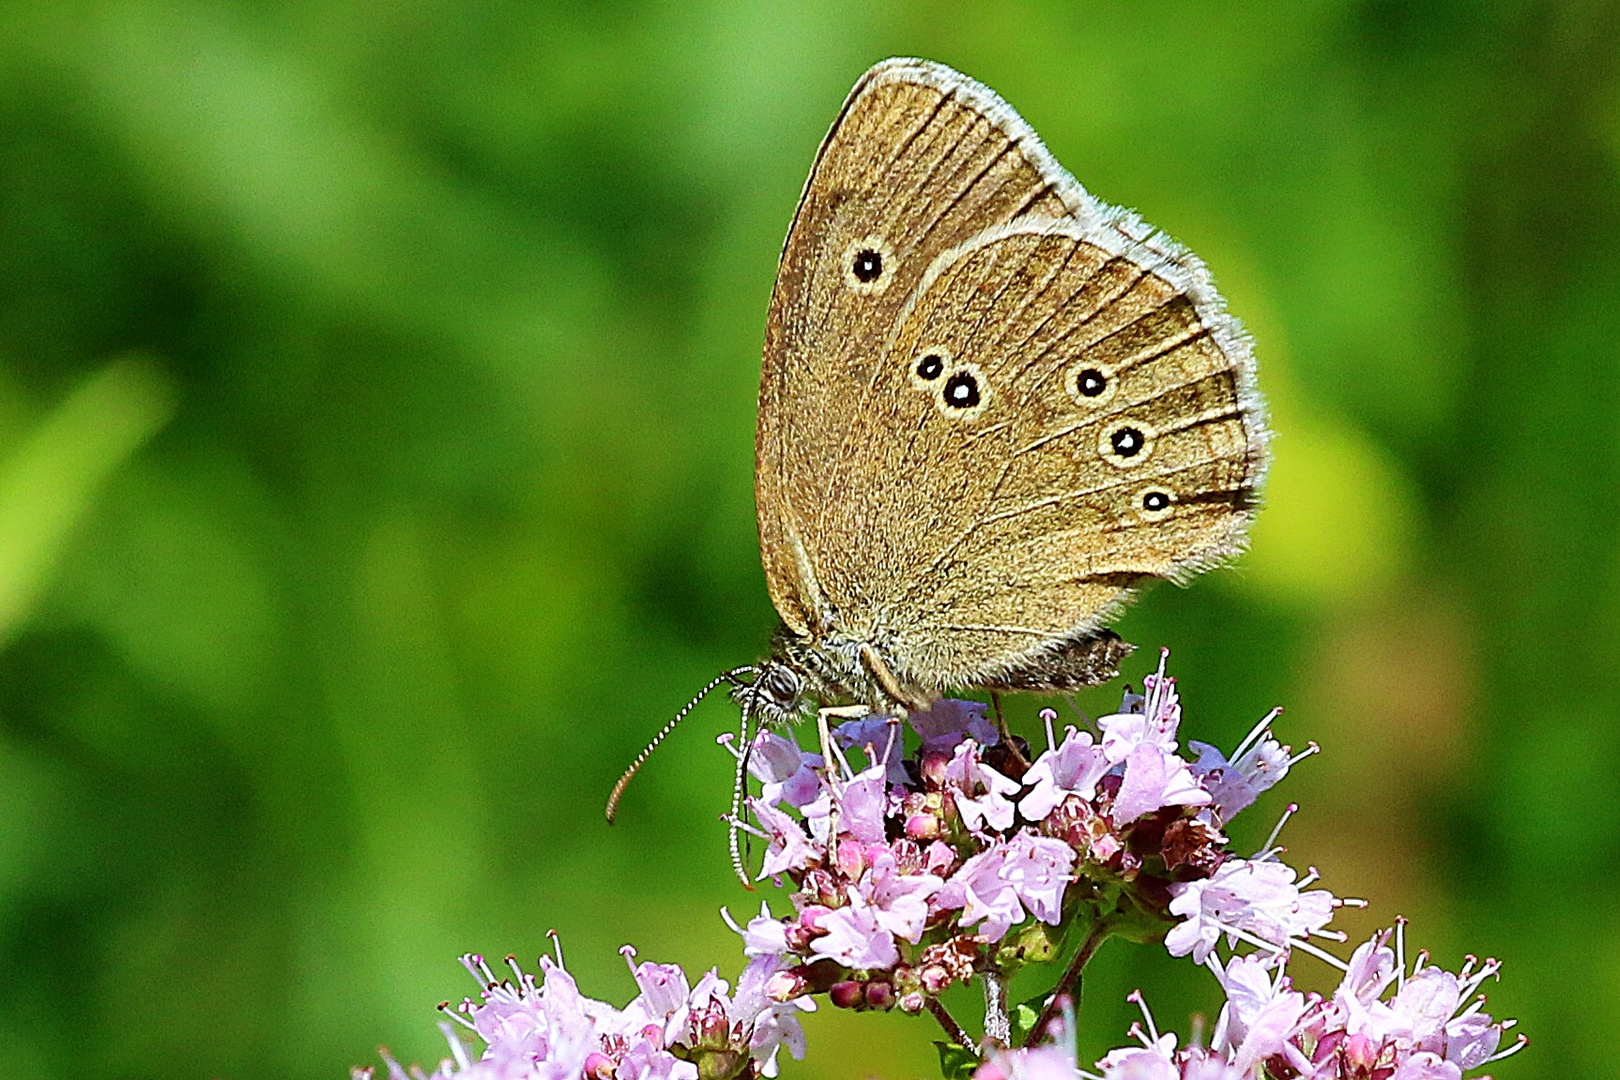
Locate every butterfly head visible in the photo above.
<box><xmin>730</xmin><ymin>659</ymin><xmax>808</xmax><ymax>730</ymax></box>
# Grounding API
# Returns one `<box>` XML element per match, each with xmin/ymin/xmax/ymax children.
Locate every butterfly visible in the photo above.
<box><xmin>607</xmin><ymin>58</ymin><xmax>1268</xmax><ymax>878</ymax></box>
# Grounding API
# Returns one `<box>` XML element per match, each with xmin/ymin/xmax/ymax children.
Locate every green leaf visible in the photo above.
<box><xmin>935</xmin><ymin>1041</ymin><xmax>980</xmax><ymax>1080</ymax></box>
<box><xmin>1009</xmin><ymin>999</ymin><xmax>1044</xmax><ymax>1046</ymax></box>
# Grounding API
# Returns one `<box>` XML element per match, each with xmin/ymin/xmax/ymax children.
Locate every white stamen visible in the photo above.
<box><xmin>1255</xmin><ymin>803</ymin><xmax>1298</xmax><ymax>860</ymax></box>
<box><xmin>1395</xmin><ymin>918</ymin><xmax>1408</xmax><ymax>989</ymax></box>
<box><xmin>1286</xmin><ymin>742</ymin><xmax>1319</xmax><ymax>768</ymax></box>
<box><xmin>724</xmin><ymin>813</ymin><xmax>768</xmax><ymax>841</ymax></box>
<box><xmin>1128</xmin><ymin>989</ymin><xmax>1161</xmax><ymax>1043</ymax></box>
<box><xmin>1040</xmin><ymin>708</ymin><xmax>1058</xmax><ymax>752</ymax></box>
<box><xmin>1231</xmin><ymin>707</ymin><xmax>1284</xmax><ymax>763</ymax></box>
<box><xmin>1483</xmin><ymin>1035</ymin><xmax>1529</xmax><ymax>1063</ymax></box>
<box><xmin>547</xmin><ymin>928</ymin><xmax>565</xmax><ymax>968</ymax></box>
<box><xmin>1213</xmin><ymin>919</ymin><xmax>1350</xmax><ymax>971</ymax></box>
<box><xmin>437</xmin><ymin>1002</ymin><xmax>477</xmax><ymax>1032</ymax></box>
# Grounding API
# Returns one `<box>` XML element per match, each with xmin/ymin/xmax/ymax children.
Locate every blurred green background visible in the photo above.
<box><xmin>0</xmin><ymin>1</ymin><xmax>1613</xmax><ymax>1077</ymax></box>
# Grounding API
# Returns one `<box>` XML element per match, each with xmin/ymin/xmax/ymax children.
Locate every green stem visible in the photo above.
<box><xmin>1025</xmin><ymin>919</ymin><xmax>1111</xmax><ymax>1047</ymax></box>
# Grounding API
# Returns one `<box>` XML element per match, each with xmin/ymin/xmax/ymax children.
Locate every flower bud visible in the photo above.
<box><xmin>863</xmin><ymin>981</ymin><xmax>896</xmax><ymax>1011</ymax></box>
<box><xmin>583</xmin><ymin>1052</ymin><xmax>616</xmax><ymax>1080</ymax></box>
<box><xmin>829</xmin><ymin>980</ymin><xmax>864</xmax><ymax>1009</ymax></box>
<box><xmin>836</xmin><ymin>839</ymin><xmax>866</xmax><ymax>880</ymax></box>
<box><xmin>898</xmin><ymin>990</ymin><xmax>926</xmax><ymax>1014</ymax></box>
<box><xmin>904</xmin><ymin>812</ymin><xmax>940</xmax><ymax>840</ymax></box>
<box><xmin>764</xmin><ymin>970</ymin><xmax>805</xmax><ymax>1002</ymax></box>
<box><xmin>919</xmin><ymin>749</ymin><xmax>952</xmax><ymax>786</ymax></box>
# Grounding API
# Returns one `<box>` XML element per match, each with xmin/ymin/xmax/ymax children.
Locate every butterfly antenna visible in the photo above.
<box><xmin>727</xmin><ymin>689</ymin><xmax>759</xmax><ymax>889</ymax></box>
<box><xmin>605</xmin><ymin>666</ymin><xmax>755</xmax><ymax>823</ymax></box>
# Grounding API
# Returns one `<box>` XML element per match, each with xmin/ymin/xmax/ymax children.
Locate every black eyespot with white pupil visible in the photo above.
<box><xmin>916</xmin><ymin>354</ymin><xmax>944</xmax><ymax>381</ymax></box>
<box><xmin>944</xmin><ymin>372</ymin><xmax>980</xmax><ymax>409</ymax></box>
<box><xmin>852</xmin><ymin>249</ymin><xmax>883</xmax><ymax>283</ymax></box>
<box><xmin>1142</xmin><ymin>490</ymin><xmax>1171</xmax><ymax>512</ymax></box>
<box><xmin>1111</xmin><ymin>427</ymin><xmax>1145</xmax><ymax>457</ymax></box>
<box><xmin>1077</xmin><ymin>368</ymin><xmax>1107</xmax><ymax>397</ymax></box>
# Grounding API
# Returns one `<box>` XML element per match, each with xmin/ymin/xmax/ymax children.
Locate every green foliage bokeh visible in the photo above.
<box><xmin>0</xmin><ymin>2</ymin><xmax>1614</xmax><ymax>1077</ymax></box>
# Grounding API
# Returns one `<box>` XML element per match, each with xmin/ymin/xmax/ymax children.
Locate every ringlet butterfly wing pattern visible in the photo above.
<box><xmin>756</xmin><ymin>58</ymin><xmax>1267</xmax><ymax>704</ymax></box>
<box><xmin>607</xmin><ymin>59</ymin><xmax>1268</xmax><ymax>864</ymax></box>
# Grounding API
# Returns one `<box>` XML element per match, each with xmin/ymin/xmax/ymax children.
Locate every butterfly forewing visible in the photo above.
<box><xmin>757</xmin><ymin>59</ymin><xmax>1267</xmax><ymax>697</ymax></box>
<box><xmin>757</xmin><ymin>61</ymin><xmax>1085</xmax><ymax>637</ymax></box>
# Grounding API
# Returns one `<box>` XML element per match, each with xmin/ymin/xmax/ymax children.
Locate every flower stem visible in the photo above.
<box><xmin>983</xmin><ymin>969</ymin><xmax>1011</xmax><ymax>1047</ymax></box>
<box><xmin>1026</xmin><ymin>919</ymin><xmax>1111</xmax><ymax>1047</ymax></box>
<box><xmin>926</xmin><ymin>996</ymin><xmax>975</xmax><ymax>1050</ymax></box>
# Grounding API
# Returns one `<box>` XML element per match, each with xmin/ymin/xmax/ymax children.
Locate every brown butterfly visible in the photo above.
<box><xmin>607</xmin><ymin>58</ymin><xmax>1268</xmax><ymax>874</ymax></box>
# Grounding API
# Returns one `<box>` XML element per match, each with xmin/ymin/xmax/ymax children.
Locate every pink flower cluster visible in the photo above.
<box><xmin>359</xmin><ymin>944</ymin><xmax>811</xmax><ymax>1080</ymax></box>
<box><xmin>1083</xmin><ymin>925</ymin><xmax>1523</xmax><ymax>1080</ymax></box>
<box><xmin>728</xmin><ymin>653</ymin><xmax>1327</xmax><ymax>1015</ymax></box>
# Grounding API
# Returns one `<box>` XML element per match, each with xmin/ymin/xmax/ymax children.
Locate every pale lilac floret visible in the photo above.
<box><xmin>1187</xmin><ymin>706</ymin><xmax>1302</xmax><ymax>824</ymax></box>
<box><xmin>999</xmin><ymin>831</ymin><xmax>1076</xmax><ymax>925</ymax></box>
<box><xmin>748</xmin><ymin>798</ymin><xmax>819</xmax><ymax>879</ymax></box>
<box><xmin>909</xmin><ymin>698</ymin><xmax>999</xmax><ymax>752</ymax></box>
<box><xmin>1098</xmin><ymin>655</ymin><xmax>1183</xmax><ymax>764</ymax></box>
<box><xmin>721</xmin><ymin>902</ymin><xmax>791</xmax><ymax>958</ymax></box>
<box><xmin>834</xmin><ymin>761</ymin><xmax>891</xmax><ymax>844</ymax></box>
<box><xmin>977</xmin><ymin>1036</ymin><xmax>1083</xmax><ymax>1080</ymax></box>
<box><xmin>833</xmin><ymin>716</ymin><xmax>908</xmax><ymax>785</ymax></box>
<box><xmin>1112</xmin><ymin>743</ymin><xmax>1210</xmax><ymax>826</ymax></box>
<box><xmin>1208</xmin><ymin>954</ymin><xmax>1309</xmax><ymax>1075</ymax></box>
<box><xmin>933</xmin><ymin>842</ymin><xmax>1024</xmax><ymax>941</ymax></box>
<box><xmin>747</xmin><ymin>730</ymin><xmax>823</xmax><ymax>809</ymax></box>
<box><xmin>1164</xmin><ymin>858</ymin><xmax>1337</xmax><ymax>962</ymax></box>
<box><xmin>934</xmin><ymin>830</ymin><xmax>1074</xmax><ymax>941</ymax></box>
<box><xmin>1018</xmin><ymin>727</ymin><xmax>1110</xmax><ymax>823</ymax></box>
<box><xmin>1094</xmin><ymin>1034</ymin><xmax>1183</xmax><ymax>1080</ymax></box>
<box><xmin>809</xmin><ymin>896</ymin><xmax>900</xmax><ymax>969</ymax></box>
<box><xmin>944</xmin><ymin>741</ymin><xmax>1022</xmax><ymax>833</ymax></box>
<box><xmin>854</xmin><ymin>850</ymin><xmax>943</xmax><ymax>942</ymax></box>
<box><xmin>730</xmin><ymin>955</ymin><xmax>815</xmax><ymax>1077</ymax></box>
<box><xmin>624</xmin><ymin>950</ymin><xmax>692</xmax><ymax>1028</ymax></box>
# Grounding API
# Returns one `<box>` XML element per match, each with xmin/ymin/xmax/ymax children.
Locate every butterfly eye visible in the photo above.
<box><xmin>916</xmin><ymin>354</ymin><xmax>944</xmax><ymax>381</ymax></box>
<box><xmin>852</xmin><ymin>249</ymin><xmax>883</xmax><ymax>283</ymax></box>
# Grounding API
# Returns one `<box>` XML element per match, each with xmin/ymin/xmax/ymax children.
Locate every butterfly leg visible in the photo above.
<box><xmin>988</xmin><ymin>691</ymin><xmax>1029</xmax><ymax>767</ymax></box>
<box><xmin>858</xmin><ymin>642</ymin><xmax>931</xmax><ymax>714</ymax></box>
<box><xmin>816</xmin><ymin>704</ymin><xmax>869</xmax><ymax>842</ymax></box>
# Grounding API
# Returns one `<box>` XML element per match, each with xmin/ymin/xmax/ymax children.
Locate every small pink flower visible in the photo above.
<box><xmin>747</xmin><ymin>731</ymin><xmax>823</xmax><ymax>809</ymax></box>
<box><xmin>1018</xmin><ymin>728</ymin><xmax>1109</xmax><ymax>823</ymax></box>
<box><xmin>944</xmin><ymin>742</ymin><xmax>1022</xmax><ymax>834</ymax></box>
<box><xmin>909</xmin><ymin>698</ymin><xmax>999</xmax><ymax>752</ymax></box>
<box><xmin>1112</xmin><ymin>743</ymin><xmax>1209</xmax><ymax>826</ymax></box>
<box><xmin>809</xmin><ymin>897</ymin><xmax>900</xmax><ymax>969</ymax></box>
<box><xmin>748</xmin><ymin>798</ymin><xmax>819</xmax><ymax>879</ymax></box>
<box><xmin>1164</xmin><ymin>858</ymin><xmax>1337</xmax><ymax>962</ymax></box>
